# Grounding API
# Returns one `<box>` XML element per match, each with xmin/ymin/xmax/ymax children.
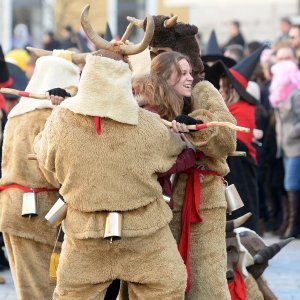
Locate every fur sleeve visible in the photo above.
<box><xmin>34</xmin><ymin>110</ymin><xmax>60</xmax><ymax>188</ymax></box>
<box><xmin>188</xmin><ymin>81</ymin><xmax>237</xmax><ymax>158</ymax></box>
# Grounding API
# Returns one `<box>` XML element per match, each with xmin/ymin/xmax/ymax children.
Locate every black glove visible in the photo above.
<box><xmin>47</xmin><ymin>88</ymin><xmax>71</xmax><ymax>98</ymax></box>
<box><xmin>175</xmin><ymin>114</ymin><xmax>203</xmax><ymax>125</ymax></box>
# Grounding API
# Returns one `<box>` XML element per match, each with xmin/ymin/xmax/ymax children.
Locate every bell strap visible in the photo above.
<box><xmin>0</xmin><ymin>184</ymin><xmax>58</xmax><ymax>193</ymax></box>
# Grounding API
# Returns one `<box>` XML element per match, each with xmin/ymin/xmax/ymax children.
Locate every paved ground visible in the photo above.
<box><xmin>0</xmin><ymin>233</ymin><xmax>299</xmax><ymax>299</ymax></box>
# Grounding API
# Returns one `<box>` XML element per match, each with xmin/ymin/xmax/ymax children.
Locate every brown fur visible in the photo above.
<box><xmin>245</xmin><ymin>274</ymin><xmax>264</xmax><ymax>300</ymax></box>
<box><xmin>170</xmin><ymin>81</ymin><xmax>236</xmax><ymax>299</ymax></box>
<box><xmin>36</xmin><ymin>107</ymin><xmax>185</xmax><ymax>239</ymax></box>
<box><xmin>0</xmin><ymin>109</ymin><xmax>60</xmax><ymax>245</ymax></box>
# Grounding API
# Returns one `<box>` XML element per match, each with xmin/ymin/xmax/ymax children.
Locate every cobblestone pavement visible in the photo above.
<box><xmin>0</xmin><ymin>233</ymin><xmax>299</xmax><ymax>299</ymax></box>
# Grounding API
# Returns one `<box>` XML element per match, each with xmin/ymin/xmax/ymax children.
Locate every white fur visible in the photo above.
<box><xmin>60</xmin><ymin>55</ymin><xmax>139</xmax><ymax>125</ymax></box>
<box><xmin>9</xmin><ymin>56</ymin><xmax>80</xmax><ymax>119</ymax></box>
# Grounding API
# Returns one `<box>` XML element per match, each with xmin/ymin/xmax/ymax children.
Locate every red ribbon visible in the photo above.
<box><xmin>228</xmin><ymin>269</ymin><xmax>246</xmax><ymax>300</ymax></box>
<box><xmin>94</xmin><ymin>116</ymin><xmax>102</xmax><ymax>135</ymax></box>
<box><xmin>0</xmin><ymin>184</ymin><xmax>58</xmax><ymax>193</ymax></box>
<box><xmin>178</xmin><ymin>157</ymin><xmax>220</xmax><ymax>292</ymax></box>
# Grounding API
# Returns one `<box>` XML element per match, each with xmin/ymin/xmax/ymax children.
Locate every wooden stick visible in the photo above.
<box><xmin>0</xmin><ymin>88</ymin><xmax>46</xmax><ymax>99</ymax></box>
<box><xmin>161</xmin><ymin>119</ymin><xmax>250</xmax><ymax>133</ymax></box>
<box><xmin>229</xmin><ymin>151</ymin><xmax>247</xmax><ymax>157</ymax></box>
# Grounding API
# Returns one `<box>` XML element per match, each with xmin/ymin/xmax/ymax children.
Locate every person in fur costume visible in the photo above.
<box><xmin>0</xmin><ymin>50</ymin><xmax>80</xmax><ymax>299</ymax></box>
<box><xmin>127</xmin><ymin>14</ymin><xmax>237</xmax><ymax>299</ymax></box>
<box><xmin>34</xmin><ymin>8</ymin><xmax>187</xmax><ymax>300</ymax></box>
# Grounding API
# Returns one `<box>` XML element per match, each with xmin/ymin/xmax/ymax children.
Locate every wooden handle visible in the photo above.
<box><xmin>0</xmin><ymin>88</ymin><xmax>46</xmax><ymax>99</ymax></box>
<box><xmin>229</xmin><ymin>151</ymin><xmax>247</xmax><ymax>157</ymax></box>
<box><xmin>161</xmin><ymin>119</ymin><xmax>250</xmax><ymax>133</ymax></box>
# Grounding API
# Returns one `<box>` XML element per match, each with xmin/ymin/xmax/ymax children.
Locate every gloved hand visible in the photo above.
<box><xmin>175</xmin><ymin>114</ymin><xmax>203</xmax><ymax>125</ymax></box>
<box><xmin>47</xmin><ymin>88</ymin><xmax>71</xmax><ymax>98</ymax></box>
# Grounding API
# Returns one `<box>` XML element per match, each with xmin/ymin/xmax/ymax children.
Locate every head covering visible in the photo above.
<box><xmin>60</xmin><ymin>55</ymin><xmax>139</xmax><ymax>125</ymax></box>
<box><xmin>202</xmin><ymin>30</ymin><xmax>236</xmax><ymax>67</ymax></box>
<box><xmin>206</xmin><ymin>44</ymin><xmax>267</xmax><ymax>105</ymax></box>
<box><xmin>143</xmin><ymin>15</ymin><xmax>203</xmax><ymax>84</ymax></box>
<box><xmin>269</xmin><ymin>60</ymin><xmax>300</xmax><ymax>107</ymax></box>
<box><xmin>246</xmin><ymin>81</ymin><xmax>261</xmax><ymax>102</ymax></box>
<box><xmin>0</xmin><ymin>45</ymin><xmax>28</xmax><ymax>99</ymax></box>
<box><xmin>5</xmin><ymin>48</ymin><xmax>30</xmax><ymax>72</ymax></box>
<box><xmin>104</xmin><ymin>22</ymin><xmax>113</xmax><ymax>41</ymax></box>
<box><xmin>8</xmin><ymin>52</ymin><xmax>81</xmax><ymax>118</ymax></box>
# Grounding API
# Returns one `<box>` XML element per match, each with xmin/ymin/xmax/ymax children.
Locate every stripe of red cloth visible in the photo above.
<box><xmin>229</xmin><ymin>69</ymin><xmax>248</xmax><ymax>89</ymax></box>
<box><xmin>94</xmin><ymin>116</ymin><xmax>102</xmax><ymax>135</ymax></box>
<box><xmin>195</xmin><ymin>123</ymin><xmax>207</xmax><ymax>130</ymax></box>
<box><xmin>18</xmin><ymin>91</ymin><xmax>31</xmax><ymax>97</ymax></box>
<box><xmin>0</xmin><ymin>184</ymin><xmax>58</xmax><ymax>193</ymax></box>
<box><xmin>178</xmin><ymin>167</ymin><xmax>220</xmax><ymax>292</ymax></box>
<box><xmin>228</xmin><ymin>269</ymin><xmax>246</xmax><ymax>300</ymax></box>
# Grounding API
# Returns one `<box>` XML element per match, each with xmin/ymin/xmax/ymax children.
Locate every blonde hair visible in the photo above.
<box><xmin>149</xmin><ymin>51</ymin><xmax>191</xmax><ymax>120</ymax></box>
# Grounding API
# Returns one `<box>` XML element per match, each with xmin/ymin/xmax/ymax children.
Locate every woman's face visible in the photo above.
<box><xmin>167</xmin><ymin>59</ymin><xmax>193</xmax><ymax>97</ymax></box>
<box><xmin>219</xmin><ymin>77</ymin><xmax>230</xmax><ymax>102</ymax></box>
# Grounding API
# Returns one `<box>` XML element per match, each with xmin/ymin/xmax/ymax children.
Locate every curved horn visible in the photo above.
<box><xmin>71</xmin><ymin>52</ymin><xmax>88</xmax><ymax>65</ymax></box>
<box><xmin>119</xmin><ymin>15</ymin><xmax>154</xmax><ymax>55</ymax></box>
<box><xmin>80</xmin><ymin>4</ymin><xmax>111</xmax><ymax>51</ymax></box>
<box><xmin>254</xmin><ymin>237</ymin><xmax>294</xmax><ymax>264</ymax></box>
<box><xmin>164</xmin><ymin>15</ymin><xmax>178</xmax><ymax>28</ymax></box>
<box><xmin>126</xmin><ymin>16</ymin><xmax>144</xmax><ymax>28</ymax></box>
<box><xmin>233</xmin><ymin>212</ymin><xmax>252</xmax><ymax>229</ymax></box>
<box><xmin>121</xmin><ymin>22</ymin><xmax>134</xmax><ymax>43</ymax></box>
<box><xmin>26</xmin><ymin>47</ymin><xmax>52</xmax><ymax>57</ymax></box>
<box><xmin>226</xmin><ymin>212</ymin><xmax>252</xmax><ymax>232</ymax></box>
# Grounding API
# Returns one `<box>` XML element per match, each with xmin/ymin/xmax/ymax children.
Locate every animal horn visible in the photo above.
<box><xmin>80</xmin><ymin>4</ymin><xmax>111</xmax><ymax>51</ymax></box>
<box><xmin>225</xmin><ymin>212</ymin><xmax>252</xmax><ymax>232</ymax></box>
<box><xmin>119</xmin><ymin>15</ymin><xmax>154</xmax><ymax>55</ymax></box>
<box><xmin>254</xmin><ymin>237</ymin><xmax>294</xmax><ymax>264</ymax></box>
<box><xmin>164</xmin><ymin>15</ymin><xmax>178</xmax><ymax>28</ymax></box>
<box><xmin>126</xmin><ymin>16</ymin><xmax>144</xmax><ymax>28</ymax></box>
<box><xmin>27</xmin><ymin>47</ymin><xmax>52</xmax><ymax>57</ymax></box>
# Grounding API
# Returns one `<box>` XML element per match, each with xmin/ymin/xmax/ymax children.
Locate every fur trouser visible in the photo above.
<box><xmin>3</xmin><ymin>233</ymin><xmax>55</xmax><ymax>300</ymax></box>
<box><xmin>245</xmin><ymin>274</ymin><xmax>264</xmax><ymax>300</ymax></box>
<box><xmin>54</xmin><ymin>225</ymin><xmax>187</xmax><ymax>300</ymax></box>
<box><xmin>170</xmin><ymin>207</ymin><xmax>230</xmax><ymax>300</ymax></box>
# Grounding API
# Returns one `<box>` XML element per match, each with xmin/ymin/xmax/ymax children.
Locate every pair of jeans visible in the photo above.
<box><xmin>284</xmin><ymin>156</ymin><xmax>300</xmax><ymax>191</ymax></box>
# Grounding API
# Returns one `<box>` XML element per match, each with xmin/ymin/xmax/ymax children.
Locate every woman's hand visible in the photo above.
<box><xmin>46</xmin><ymin>88</ymin><xmax>71</xmax><ymax>105</ymax></box>
<box><xmin>170</xmin><ymin>120</ymin><xmax>190</xmax><ymax>133</ymax></box>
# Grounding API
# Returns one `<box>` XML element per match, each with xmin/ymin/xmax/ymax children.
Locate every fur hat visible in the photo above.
<box><xmin>205</xmin><ymin>45</ymin><xmax>267</xmax><ymax>105</ymax></box>
<box><xmin>8</xmin><ymin>55</ymin><xmax>81</xmax><ymax>118</ymax></box>
<box><xmin>60</xmin><ymin>55</ymin><xmax>139</xmax><ymax>125</ymax></box>
<box><xmin>143</xmin><ymin>16</ymin><xmax>204</xmax><ymax>83</ymax></box>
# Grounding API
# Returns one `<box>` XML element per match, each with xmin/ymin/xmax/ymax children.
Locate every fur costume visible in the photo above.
<box><xmin>0</xmin><ymin>53</ymin><xmax>80</xmax><ymax>299</ymax></box>
<box><xmin>140</xmin><ymin>15</ymin><xmax>236</xmax><ymax>298</ymax></box>
<box><xmin>170</xmin><ymin>81</ymin><xmax>237</xmax><ymax>299</ymax></box>
<box><xmin>35</xmin><ymin>55</ymin><xmax>187</xmax><ymax>299</ymax></box>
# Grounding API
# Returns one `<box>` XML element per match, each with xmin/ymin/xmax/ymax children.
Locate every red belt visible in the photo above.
<box><xmin>0</xmin><ymin>184</ymin><xmax>58</xmax><ymax>193</ymax></box>
<box><xmin>178</xmin><ymin>161</ymin><xmax>221</xmax><ymax>292</ymax></box>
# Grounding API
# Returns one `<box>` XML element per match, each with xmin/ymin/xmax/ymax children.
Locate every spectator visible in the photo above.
<box><xmin>269</xmin><ymin>60</ymin><xmax>300</xmax><ymax>239</ymax></box>
<box><xmin>277</xmin><ymin>17</ymin><xmax>292</xmax><ymax>42</ymax></box>
<box><xmin>288</xmin><ymin>24</ymin><xmax>300</xmax><ymax>65</ymax></box>
<box><xmin>42</xmin><ymin>31</ymin><xmax>61</xmax><ymax>51</ymax></box>
<box><xmin>222</xmin><ymin>20</ymin><xmax>246</xmax><ymax>50</ymax></box>
<box><xmin>60</xmin><ymin>25</ymin><xmax>76</xmax><ymax>49</ymax></box>
<box><xmin>224</xmin><ymin>44</ymin><xmax>245</xmax><ymax>63</ymax></box>
<box><xmin>11</xmin><ymin>23</ymin><xmax>31</xmax><ymax>49</ymax></box>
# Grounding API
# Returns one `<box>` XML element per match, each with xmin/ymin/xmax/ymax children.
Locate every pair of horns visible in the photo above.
<box><xmin>26</xmin><ymin>47</ymin><xmax>87</xmax><ymax>65</ymax></box>
<box><xmin>81</xmin><ymin>4</ymin><xmax>154</xmax><ymax>56</ymax></box>
<box><xmin>225</xmin><ymin>212</ymin><xmax>252</xmax><ymax>232</ymax></box>
<box><xmin>254</xmin><ymin>237</ymin><xmax>294</xmax><ymax>264</ymax></box>
<box><xmin>126</xmin><ymin>15</ymin><xmax>178</xmax><ymax>29</ymax></box>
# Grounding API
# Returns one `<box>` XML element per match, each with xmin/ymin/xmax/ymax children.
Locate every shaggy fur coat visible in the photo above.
<box><xmin>170</xmin><ymin>80</ymin><xmax>237</xmax><ymax>299</ymax></box>
<box><xmin>0</xmin><ymin>109</ymin><xmax>59</xmax><ymax>245</ymax></box>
